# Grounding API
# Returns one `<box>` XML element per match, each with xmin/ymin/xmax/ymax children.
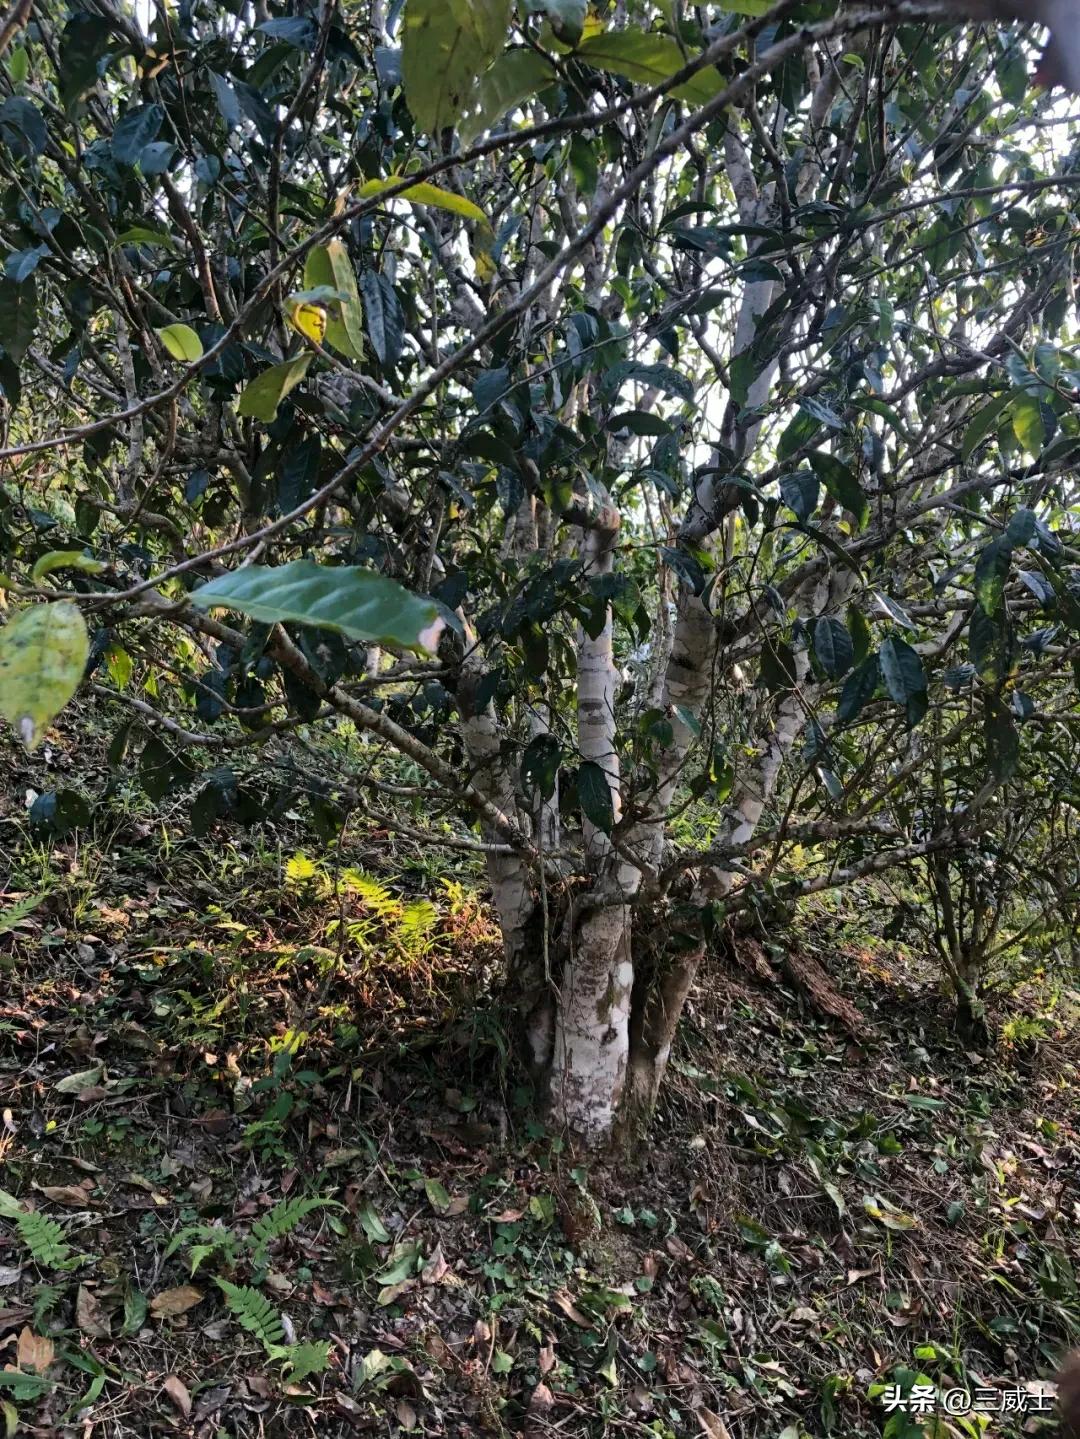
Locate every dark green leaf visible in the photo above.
<box><xmin>577</xmin><ymin>759</ymin><xmax>614</xmax><ymax>834</ymax></box>
<box><xmin>191</xmin><ymin>560</ymin><xmax>443</xmax><ymax>654</ymax></box>
<box><xmin>521</xmin><ymin>733</ymin><xmax>561</xmax><ymax>801</ymax></box>
<box><xmin>779</xmin><ymin>471</ymin><xmax>819</xmax><ymax>524</ymax></box>
<box><xmin>112</xmin><ymin>103</ymin><xmax>164</xmax><ymax>165</ymax></box>
<box><xmin>879</xmin><ymin>636</ymin><xmax>926</xmax><ymax>705</ymax></box>
<box><xmin>808</xmin><ymin>450</ymin><xmax>868</xmax><ymax>528</ymax></box>
<box><xmin>0</xmin><ymin>277</ymin><xmax>36</xmax><ymax>362</ymax></box>
<box><xmin>983</xmin><ymin>695</ymin><xmax>1019</xmax><ymax>781</ymax></box>
<box><xmin>813</xmin><ymin>616</ymin><xmax>854</xmax><ymax>679</ymax></box>
<box><xmin>359</xmin><ymin>270</ymin><xmax>404</xmax><ymax>367</ymax></box>
<box><xmin>836</xmin><ymin>655</ymin><xmax>879</xmax><ymax>724</ymax></box>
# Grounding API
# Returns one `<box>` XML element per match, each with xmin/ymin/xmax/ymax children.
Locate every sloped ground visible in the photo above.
<box><xmin>2</xmin><ymin>723</ymin><xmax>1079</xmax><ymax>1438</ymax></box>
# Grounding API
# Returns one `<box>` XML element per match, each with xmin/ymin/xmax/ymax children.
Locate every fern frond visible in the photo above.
<box><xmin>251</xmin><ymin>1196</ymin><xmax>337</xmax><ymax>1257</ymax></box>
<box><xmin>341</xmin><ymin>869</ymin><xmax>399</xmax><ymax>919</ymax></box>
<box><xmin>283</xmin><ymin>1340</ymin><xmax>332</xmax><ymax>1383</ymax></box>
<box><xmin>0</xmin><ymin>891</ymin><xmax>47</xmax><ymax>936</ymax></box>
<box><xmin>398</xmin><ymin>899</ymin><xmax>437</xmax><ymax>953</ymax></box>
<box><xmin>165</xmin><ymin>1222</ymin><xmax>237</xmax><ymax>1274</ymax></box>
<box><xmin>17</xmin><ymin>1211</ymin><xmax>73</xmax><ymax>1268</ymax></box>
<box><xmin>217</xmin><ymin>1279</ymin><xmax>285</xmax><ymax>1353</ymax></box>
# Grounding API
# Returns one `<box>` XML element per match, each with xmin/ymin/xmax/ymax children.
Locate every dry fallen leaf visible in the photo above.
<box><xmin>698</xmin><ymin>1408</ymin><xmax>733</xmax><ymax>1439</ymax></box>
<box><xmin>54</xmin><ymin>1066</ymin><xmax>104</xmax><ymax>1095</ymax></box>
<box><xmin>394</xmin><ymin>1399</ymin><xmax>417</xmax><ymax>1428</ymax></box>
<box><xmin>162</xmin><ymin>1375</ymin><xmax>191</xmax><ymax>1418</ymax></box>
<box><xmin>36</xmin><ymin>1184</ymin><xmax>97</xmax><ymax>1208</ymax></box>
<box><xmin>538</xmin><ymin>1344</ymin><xmax>556</xmax><ymax>1375</ymax></box>
<box><xmin>421</xmin><ymin>1243</ymin><xmax>449</xmax><ymax>1285</ymax></box>
<box><xmin>530</xmin><ymin>1382</ymin><xmax>555</xmax><ymax>1413</ymax></box>
<box><xmin>552</xmin><ymin>1292</ymin><xmax>592</xmax><ymax>1328</ymax></box>
<box><xmin>150</xmin><ymin>1285</ymin><xmax>204</xmax><ymax>1319</ymax></box>
<box><xmin>846</xmin><ymin>1267</ymin><xmax>879</xmax><ymax>1286</ymax></box>
<box><xmin>16</xmin><ymin>1327</ymin><xmax>54</xmax><ymax>1373</ymax></box>
<box><xmin>76</xmin><ymin>1285</ymin><xmax>110</xmax><ymax>1339</ymax></box>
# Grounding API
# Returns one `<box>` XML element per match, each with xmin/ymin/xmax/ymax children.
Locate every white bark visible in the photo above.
<box><xmin>549</xmin><ymin>496</ymin><xmax>640</xmax><ymax>1138</ymax></box>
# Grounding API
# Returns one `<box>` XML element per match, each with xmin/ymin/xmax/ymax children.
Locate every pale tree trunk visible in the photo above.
<box><xmin>548</xmin><ymin>495</ymin><xmax>642</xmax><ymax>1139</ymax></box>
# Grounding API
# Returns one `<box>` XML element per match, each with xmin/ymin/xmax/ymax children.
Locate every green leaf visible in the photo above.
<box><xmin>847</xmin><ymin>605</ymin><xmax>872</xmax><ymax>666</ymax></box>
<box><xmin>960</xmin><ymin>392</ymin><xmax>1011</xmax><ymax>461</ymax></box>
<box><xmin>879</xmin><ymin>636</ymin><xmax>926</xmax><ymax>705</ymax></box>
<box><xmin>401</xmin><ymin>0</ymin><xmax>511</xmax><ymax>133</ymax></box>
<box><xmin>0</xmin><ymin>890</ymin><xmax>47</xmax><ymax>936</ymax></box>
<box><xmin>606</xmin><ymin>359</ymin><xmax>694</xmax><ymax>402</ymax></box>
<box><xmin>217</xmin><ymin>1279</ymin><xmax>285</xmax><ymax>1354</ymax></box>
<box><xmin>808</xmin><ymin>450</ymin><xmax>868</xmax><ymax>529</ymax></box>
<box><xmin>779</xmin><ymin>471</ymin><xmax>819</xmax><ymax>523</ymax></box>
<box><xmin>813</xmin><ymin>616</ymin><xmax>854</xmax><ymax>679</ymax></box>
<box><xmin>1010</xmin><ymin>392</ymin><xmax>1044</xmax><ymax>455</ymax></box>
<box><xmin>115</xmin><ymin>225</ymin><xmax>178</xmax><ymax>251</ymax></box>
<box><xmin>777</xmin><ymin>408</ymin><xmax>821</xmax><ymax>461</ymax></box>
<box><xmin>0</xmin><ymin>277</ymin><xmax>36</xmax><ymax>362</ymax></box>
<box><xmin>303</xmin><ymin>241</ymin><xmax>364</xmax><ymax>360</ymax></box>
<box><xmin>577</xmin><ymin>759</ymin><xmax>614</xmax><ymax>834</ymax></box>
<box><xmin>576</xmin><ymin>30</ymin><xmax>723</xmax><ymax>106</ymax></box>
<box><xmin>374</xmin><ymin>1243</ymin><xmax>421</xmax><ymax>1287</ymax></box>
<box><xmin>836</xmin><ymin>655</ymin><xmax>879</xmax><ymax>725</ymax></box>
<box><xmin>236</xmin><ymin>353</ymin><xmax>313</xmax><ymax>423</ymax></box>
<box><xmin>357</xmin><ymin>1202</ymin><xmax>391</xmax><ymax>1244</ymax></box>
<box><xmin>759</xmin><ymin>640</ymin><xmax>797</xmax><ymax>694</ymax></box>
<box><xmin>191</xmin><ymin>559</ymin><xmax>444</xmax><ymax>655</ymax></box>
<box><xmin>974</xmin><ymin>537</ymin><xmax>1010</xmax><ymax>616</ymax></box>
<box><xmin>1003</xmin><ymin>506</ymin><xmax>1037</xmax><ymax>549</ymax></box>
<box><xmin>532</xmin><ymin>0</ymin><xmax>587</xmax><ymax>44</ymax></box>
<box><xmin>983</xmin><ymin>695</ymin><xmax>1019</xmax><ymax>781</ymax></box>
<box><xmin>874</xmin><ymin>592</ymin><xmax>917</xmax><ymax>631</ymax></box>
<box><xmin>521</xmin><ymin>732</ymin><xmax>561</xmax><ymax>800</ymax></box>
<box><xmin>357</xmin><ymin>174</ymin><xmax>487</xmax><ymax>225</ymax></box>
<box><xmin>0</xmin><ymin>1373</ymin><xmax>50</xmax><ymax>1401</ymax></box>
<box><xmin>30</xmin><ymin>550</ymin><xmax>105</xmax><ymax>582</ymax></box>
<box><xmin>424</xmin><ymin>1177</ymin><xmax>451</xmax><ymax>1214</ymax></box>
<box><xmin>461</xmin><ymin>49</ymin><xmax>556</xmax><ymax>145</ymax></box>
<box><xmin>157</xmin><ymin>323</ymin><xmax>203</xmax><ymax>362</ymax></box>
<box><xmin>358</xmin><ymin>270</ymin><xmax>404</xmax><ymax>368</ymax></box>
<box><xmin>112</xmin><ymin>102</ymin><xmax>163</xmax><ymax>165</ymax></box>
<box><xmin>0</xmin><ymin>602</ymin><xmax>88</xmax><ymax>749</ymax></box>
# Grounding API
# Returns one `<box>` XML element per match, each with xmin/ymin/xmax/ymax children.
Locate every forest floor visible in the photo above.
<box><xmin>2</xmin><ymin>718</ymin><xmax>1080</xmax><ymax>1438</ymax></box>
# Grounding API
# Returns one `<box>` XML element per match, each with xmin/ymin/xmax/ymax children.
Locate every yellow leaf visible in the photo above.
<box><xmin>357</xmin><ymin>175</ymin><xmax>486</xmax><ymax>225</ymax></box>
<box><xmin>0</xmin><ymin>602</ymin><xmax>88</xmax><ymax>750</ymax></box>
<box><xmin>287</xmin><ymin>299</ymin><xmax>327</xmax><ymax>346</ymax></box>
<box><xmin>303</xmin><ymin>241</ymin><xmax>365</xmax><ymax>360</ymax></box>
